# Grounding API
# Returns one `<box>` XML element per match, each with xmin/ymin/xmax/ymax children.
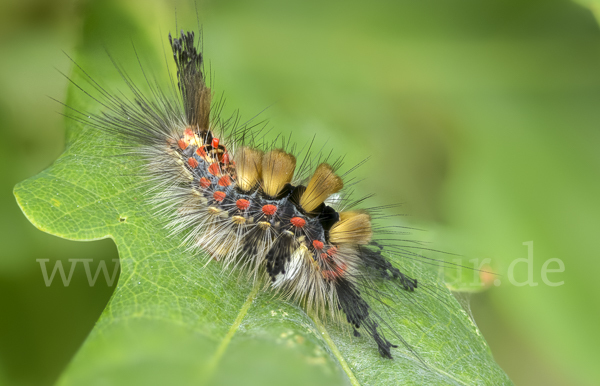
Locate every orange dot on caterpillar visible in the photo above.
<box><xmin>199</xmin><ymin>177</ymin><xmax>211</xmax><ymax>189</ymax></box>
<box><xmin>218</xmin><ymin>176</ymin><xmax>231</xmax><ymax>187</ymax></box>
<box><xmin>290</xmin><ymin>217</ymin><xmax>306</xmax><ymax>228</ymax></box>
<box><xmin>236</xmin><ymin>199</ymin><xmax>250</xmax><ymax>211</ymax></box>
<box><xmin>213</xmin><ymin>191</ymin><xmax>226</xmax><ymax>202</ymax></box>
<box><xmin>208</xmin><ymin>163</ymin><xmax>219</xmax><ymax>176</ymax></box>
<box><xmin>261</xmin><ymin>204</ymin><xmax>277</xmax><ymax>216</ymax></box>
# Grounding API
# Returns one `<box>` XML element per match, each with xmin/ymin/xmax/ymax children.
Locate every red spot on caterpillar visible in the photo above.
<box><xmin>290</xmin><ymin>217</ymin><xmax>306</xmax><ymax>228</ymax></box>
<box><xmin>222</xmin><ymin>153</ymin><xmax>230</xmax><ymax>164</ymax></box>
<box><xmin>196</xmin><ymin>146</ymin><xmax>206</xmax><ymax>157</ymax></box>
<box><xmin>218</xmin><ymin>175</ymin><xmax>231</xmax><ymax>187</ymax></box>
<box><xmin>199</xmin><ymin>177</ymin><xmax>211</xmax><ymax>189</ymax></box>
<box><xmin>188</xmin><ymin>157</ymin><xmax>199</xmax><ymax>168</ymax></box>
<box><xmin>208</xmin><ymin>163</ymin><xmax>220</xmax><ymax>176</ymax></box>
<box><xmin>211</xmin><ymin>138</ymin><xmax>220</xmax><ymax>149</ymax></box>
<box><xmin>335</xmin><ymin>262</ymin><xmax>348</xmax><ymax>275</ymax></box>
<box><xmin>178</xmin><ymin>139</ymin><xmax>189</xmax><ymax>150</ymax></box>
<box><xmin>262</xmin><ymin>204</ymin><xmax>277</xmax><ymax>216</ymax></box>
<box><xmin>236</xmin><ymin>199</ymin><xmax>250</xmax><ymax>211</ymax></box>
<box><xmin>312</xmin><ymin>240</ymin><xmax>324</xmax><ymax>250</ymax></box>
<box><xmin>184</xmin><ymin>128</ymin><xmax>194</xmax><ymax>138</ymax></box>
<box><xmin>327</xmin><ymin>247</ymin><xmax>338</xmax><ymax>257</ymax></box>
<box><xmin>213</xmin><ymin>191</ymin><xmax>226</xmax><ymax>202</ymax></box>
<box><xmin>322</xmin><ymin>262</ymin><xmax>347</xmax><ymax>281</ymax></box>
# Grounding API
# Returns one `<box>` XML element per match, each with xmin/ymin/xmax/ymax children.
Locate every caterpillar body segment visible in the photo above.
<box><xmin>82</xmin><ymin>29</ymin><xmax>421</xmax><ymax>359</ymax></box>
<box><xmin>166</xmin><ymin>121</ymin><xmax>409</xmax><ymax>358</ymax></box>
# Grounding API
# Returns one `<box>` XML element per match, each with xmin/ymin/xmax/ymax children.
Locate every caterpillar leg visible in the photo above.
<box><xmin>335</xmin><ymin>277</ymin><xmax>398</xmax><ymax>359</ymax></box>
<box><xmin>362</xmin><ymin>242</ymin><xmax>418</xmax><ymax>291</ymax></box>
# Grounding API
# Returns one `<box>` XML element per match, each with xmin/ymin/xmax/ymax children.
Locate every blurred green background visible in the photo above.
<box><xmin>1</xmin><ymin>0</ymin><xmax>600</xmax><ymax>385</ymax></box>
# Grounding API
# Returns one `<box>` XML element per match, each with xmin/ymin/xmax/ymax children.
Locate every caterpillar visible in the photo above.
<box><xmin>63</xmin><ymin>28</ymin><xmax>444</xmax><ymax>362</ymax></box>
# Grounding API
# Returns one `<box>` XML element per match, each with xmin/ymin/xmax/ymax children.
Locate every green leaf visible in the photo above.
<box><xmin>13</xmin><ymin>0</ymin><xmax>511</xmax><ymax>384</ymax></box>
<box><xmin>575</xmin><ymin>0</ymin><xmax>600</xmax><ymax>25</ymax></box>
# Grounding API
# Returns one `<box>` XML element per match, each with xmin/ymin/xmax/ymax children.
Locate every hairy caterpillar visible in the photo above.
<box><xmin>62</xmin><ymin>28</ymin><xmax>454</xmax><ymax>363</ymax></box>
